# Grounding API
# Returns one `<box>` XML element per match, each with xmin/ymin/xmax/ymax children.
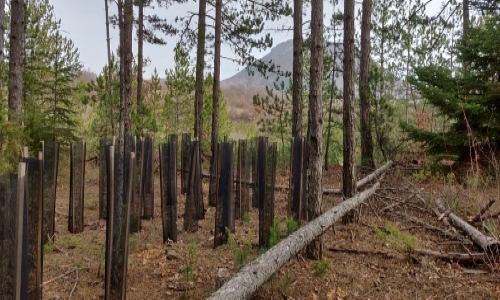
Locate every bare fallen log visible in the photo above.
<box><xmin>413</xmin><ymin>248</ymin><xmax>495</xmax><ymax>265</ymax></box>
<box><xmin>323</xmin><ymin>161</ymin><xmax>393</xmax><ymax>194</ymax></box>
<box><xmin>208</xmin><ymin>174</ymin><xmax>387</xmax><ymax>300</ymax></box>
<box><xmin>435</xmin><ymin>199</ymin><xmax>500</xmax><ymax>253</ymax></box>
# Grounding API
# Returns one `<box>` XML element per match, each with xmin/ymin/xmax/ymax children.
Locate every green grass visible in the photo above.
<box><xmin>313</xmin><ymin>259</ymin><xmax>330</xmax><ymax>277</ymax></box>
<box><xmin>278</xmin><ymin>272</ymin><xmax>293</xmax><ymax>293</ymax></box>
<box><xmin>59</xmin><ymin>234</ymin><xmax>82</xmax><ymax>250</ymax></box>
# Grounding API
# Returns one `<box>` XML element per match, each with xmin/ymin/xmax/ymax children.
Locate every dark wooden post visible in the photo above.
<box><xmin>160</xmin><ymin>134</ymin><xmax>178</xmax><ymax>242</ymax></box>
<box><xmin>214</xmin><ymin>142</ymin><xmax>234</xmax><ymax>247</ymax></box>
<box><xmin>184</xmin><ymin>141</ymin><xmax>200</xmax><ymax>232</ymax></box>
<box><xmin>142</xmin><ymin>135</ymin><xmax>154</xmax><ymax>219</ymax></box>
<box><xmin>290</xmin><ymin>136</ymin><xmax>307</xmax><ymax>224</ymax></box>
<box><xmin>104</xmin><ymin>145</ymin><xmax>115</xmax><ymax>299</ymax></box>
<box><xmin>99</xmin><ymin>137</ymin><xmax>114</xmax><ymax>220</ymax></box>
<box><xmin>130</xmin><ymin>136</ymin><xmax>143</xmax><ymax>233</ymax></box>
<box><xmin>42</xmin><ymin>142</ymin><xmax>59</xmax><ymax>246</ymax></box>
<box><xmin>181</xmin><ymin>133</ymin><xmax>191</xmax><ymax>194</ymax></box>
<box><xmin>259</xmin><ymin>137</ymin><xmax>276</xmax><ymax>248</ymax></box>
<box><xmin>251</xmin><ymin>137</ymin><xmax>259</xmax><ymax>209</ymax></box>
<box><xmin>69</xmin><ymin>141</ymin><xmax>86</xmax><ymax>233</ymax></box>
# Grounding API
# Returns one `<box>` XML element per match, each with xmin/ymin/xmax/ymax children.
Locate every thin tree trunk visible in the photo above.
<box><xmin>342</xmin><ymin>0</ymin><xmax>357</xmax><ymax>223</ymax></box>
<box><xmin>306</xmin><ymin>0</ymin><xmax>324</xmax><ymax>260</ymax></box>
<box><xmin>325</xmin><ymin>70</ymin><xmax>335</xmax><ymax>171</ymax></box>
<box><xmin>292</xmin><ymin>0</ymin><xmax>303</xmax><ymax>137</ymax></box>
<box><xmin>462</xmin><ymin>0</ymin><xmax>469</xmax><ymax>71</ymax></box>
<box><xmin>112</xmin><ymin>0</ymin><xmax>133</xmax><ymax>297</ymax></box>
<box><xmin>0</xmin><ymin>0</ymin><xmax>5</xmax><ymax>66</ymax></box>
<box><xmin>194</xmin><ymin>0</ymin><xmax>206</xmax><ymax>140</ymax></box>
<box><xmin>104</xmin><ymin>0</ymin><xmax>113</xmax><ymax>135</ymax></box>
<box><xmin>137</xmin><ymin>0</ymin><xmax>144</xmax><ymax>133</ymax></box>
<box><xmin>8</xmin><ymin>0</ymin><xmax>25</xmax><ymax>125</ymax></box>
<box><xmin>359</xmin><ymin>0</ymin><xmax>375</xmax><ymax>171</ymax></box>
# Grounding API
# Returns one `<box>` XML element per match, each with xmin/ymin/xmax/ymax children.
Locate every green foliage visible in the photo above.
<box><xmin>182</xmin><ymin>264</ymin><xmax>194</xmax><ymax>282</ymax></box>
<box><xmin>268</xmin><ymin>217</ymin><xmax>299</xmax><ymax>248</ymax></box>
<box><xmin>243</xmin><ymin>212</ymin><xmax>251</xmax><ymax>223</ymax></box>
<box><xmin>269</xmin><ymin>219</ymin><xmax>281</xmax><ymax>247</ymax></box>
<box><xmin>313</xmin><ymin>259</ymin><xmax>330</xmax><ymax>278</ymax></box>
<box><xmin>22</xmin><ymin>0</ymin><xmax>82</xmax><ymax>150</ymax></box>
<box><xmin>58</xmin><ymin>234</ymin><xmax>82</xmax><ymax>250</ymax></box>
<box><xmin>85</xmin><ymin>53</ymin><xmax>120</xmax><ymax>154</ymax></box>
<box><xmin>134</xmin><ymin>67</ymin><xmax>161</xmax><ymax>137</ymax></box>
<box><xmin>278</xmin><ymin>272</ymin><xmax>293</xmax><ymax>293</ymax></box>
<box><xmin>374</xmin><ymin>223</ymin><xmax>418</xmax><ymax>254</ymax></box>
<box><xmin>43</xmin><ymin>240</ymin><xmax>54</xmax><ymax>255</ymax></box>
<box><xmin>284</xmin><ymin>216</ymin><xmax>299</xmax><ymax>236</ymax></box>
<box><xmin>403</xmin><ymin>15</ymin><xmax>500</xmax><ymax>163</ymax></box>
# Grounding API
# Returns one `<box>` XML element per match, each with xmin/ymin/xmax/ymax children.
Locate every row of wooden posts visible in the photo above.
<box><xmin>0</xmin><ymin>134</ymin><xmax>309</xmax><ymax>299</ymax></box>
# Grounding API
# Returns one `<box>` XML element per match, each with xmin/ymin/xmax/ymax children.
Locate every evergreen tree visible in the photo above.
<box><xmin>403</xmin><ymin>15</ymin><xmax>500</xmax><ymax>164</ymax></box>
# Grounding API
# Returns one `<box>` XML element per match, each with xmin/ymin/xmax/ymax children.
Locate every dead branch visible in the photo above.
<box><xmin>43</xmin><ymin>267</ymin><xmax>87</xmax><ymax>286</ymax></box>
<box><xmin>388</xmin><ymin>211</ymin><xmax>469</xmax><ymax>242</ymax></box>
<box><xmin>68</xmin><ymin>268</ymin><xmax>79</xmax><ymax>299</ymax></box>
<box><xmin>435</xmin><ymin>199</ymin><xmax>500</xmax><ymax>253</ymax></box>
<box><xmin>413</xmin><ymin>248</ymin><xmax>495</xmax><ymax>265</ymax></box>
<box><xmin>471</xmin><ymin>200</ymin><xmax>496</xmax><ymax>223</ymax></box>
<box><xmin>328</xmin><ymin>246</ymin><xmax>399</xmax><ymax>260</ymax></box>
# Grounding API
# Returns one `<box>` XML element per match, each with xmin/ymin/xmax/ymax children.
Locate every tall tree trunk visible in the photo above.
<box><xmin>359</xmin><ymin>0</ymin><xmax>375</xmax><ymax>171</ymax></box>
<box><xmin>342</xmin><ymin>0</ymin><xmax>357</xmax><ymax>222</ymax></box>
<box><xmin>112</xmin><ymin>0</ymin><xmax>133</xmax><ymax>297</ymax></box>
<box><xmin>209</xmin><ymin>0</ymin><xmax>222</xmax><ymax>207</ymax></box>
<box><xmin>212</xmin><ymin>0</ymin><xmax>221</xmax><ymax>155</ymax></box>
<box><xmin>137</xmin><ymin>0</ymin><xmax>144</xmax><ymax>134</ymax></box>
<box><xmin>194</xmin><ymin>0</ymin><xmax>206</xmax><ymax>140</ymax></box>
<box><xmin>0</xmin><ymin>0</ymin><xmax>5</xmax><ymax>67</ymax></box>
<box><xmin>104</xmin><ymin>0</ymin><xmax>114</xmax><ymax>134</ymax></box>
<box><xmin>306</xmin><ymin>0</ymin><xmax>324</xmax><ymax>260</ymax></box>
<box><xmin>8</xmin><ymin>0</ymin><xmax>24</xmax><ymax>125</ymax></box>
<box><xmin>462</xmin><ymin>0</ymin><xmax>469</xmax><ymax>71</ymax></box>
<box><xmin>292</xmin><ymin>0</ymin><xmax>303</xmax><ymax>137</ymax></box>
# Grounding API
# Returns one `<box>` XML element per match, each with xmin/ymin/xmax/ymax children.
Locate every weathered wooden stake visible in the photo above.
<box><xmin>130</xmin><ymin>137</ymin><xmax>143</xmax><ymax>233</ymax></box>
<box><xmin>69</xmin><ymin>141</ymin><xmax>86</xmax><ymax>233</ymax></box>
<box><xmin>104</xmin><ymin>145</ymin><xmax>115</xmax><ymax>300</ymax></box>
<box><xmin>214</xmin><ymin>142</ymin><xmax>234</xmax><ymax>247</ymax></box>
<box><xmin>181</xmin><ymin>133</ymin><xmax>191</xmax><ymax>194</ymax></box>
<box><xmin>142</xmin><ymin>135</ymin><xmax>154</xmax><ymax>219</ymax></box>
<box><xmin>160</xmin><ymin>135</ymin><xmax>178</xmax><ymax>242</ymax></box>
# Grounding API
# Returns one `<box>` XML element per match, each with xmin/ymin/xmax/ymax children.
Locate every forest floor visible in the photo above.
<box><xmin>42</xmin><ymin>162</ymin><xmax>500</xmax><ymax>299</ymax></box>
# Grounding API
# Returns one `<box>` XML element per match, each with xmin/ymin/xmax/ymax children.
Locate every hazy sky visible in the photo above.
<box><xmin>50</xmin><ymin>0</ymin><xmax>295</xmax><ymax>80</ymax></box>
<box><xmin>50</xmin><ymin>1</ymin><xmax>445</xmax><ymax>80</ymax></box>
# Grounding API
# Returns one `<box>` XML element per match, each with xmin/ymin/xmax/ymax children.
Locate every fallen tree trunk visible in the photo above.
<box><xmin>413</xmin><ymin>248</ymin><xmax>494</xmax><ymax>265</ymax></box>
<box><xmin>208</xmin><ymin>174</ymin><xmax>387</xmax><ymax>300</ymax></box>
<box><xmin>202</xmin><ymin>160</ymin><xmax>393</xmax><ymax>195</ymax></box>
<box><xmin>323</xmin><ymin>161</ymin><xmax>393</xmax><ymax>194</ymax></box>
<box><xmin>435</xmin><ymin>199</ymin><xmax>500</xmax><ymax>253</ymax></box>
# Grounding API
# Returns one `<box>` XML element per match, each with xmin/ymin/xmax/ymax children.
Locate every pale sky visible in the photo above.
<box><xmin>50</xmin><ymin>0</ymin><xmax>445</xmax><ymax>80</ymax></box>
<box><xmin>50</xmin><ymin>0</ymin><xmax>295</xmax><ymax>80</ymax></box>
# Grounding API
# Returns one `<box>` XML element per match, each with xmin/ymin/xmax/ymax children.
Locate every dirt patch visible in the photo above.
<box><xmin>42</xmin><ymin>164</ymin><xmax>500</xmax><ymax>299</ymax></box>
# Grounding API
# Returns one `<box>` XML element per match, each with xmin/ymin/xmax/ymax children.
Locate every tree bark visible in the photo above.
<box><xmin>342</xmin><ymin>0</ymin><xmax>357</xmax><ymax>223</ymax></box>
<box><xmin>104</xmin><ymin>0</ymin><xmax>114</xmax><ymax>134</ymax></box>
<box><xmin>359</xmin><ymin>0</ymin><xmax>375</xmax><ymax>171</ymax></box>
<box><xmin>462</xmin><ymin>0</ymin><xmax>469</xmax><ymax>71</ymax></box>
<box><xmin>112</xmin><ymin>0</ymin><xmax>133</xmax><ymax>297</ymax></box>
<box><xmin>0</xmin><ymin>0</ymin><xmax>5</xmax><ymax>65</ymax></box>
<box><xmin>136</xmin><ymin>0</ymin><xmax>144</xmax><ymax>133</ymax></box>
<box><xmin>194</xmin><ymin>0</ymin><xmax>206</xmax><ymax>141</ymax></box>
<box><xmin>208</xmin><ymin>177</ymin><xmax>386</xmax><ymax>300</ymax></box>
<box><xmin>8</xmin><ymin>0</ymin><xmax>24</xmax><ymax>124</ymax></box>
<box><xmin>292</xmin><ymin>0</ymin><xmax>303</xmax><ymax>137</ymax></box>
<box><xmin>306</xmin><ymin>0</ymin><xmax>324</xmax><ymax>260</ymax></box>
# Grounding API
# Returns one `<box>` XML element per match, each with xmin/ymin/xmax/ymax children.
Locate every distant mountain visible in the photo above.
<box><xmin>221</xmin><ymin>39</ymin><xmax>344</xmax><ymax>126</ymax></box>
<box><xmin>221</xmin><ymin>39</ymin><xmax>344</xmax><ymax>90</ymax></box>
